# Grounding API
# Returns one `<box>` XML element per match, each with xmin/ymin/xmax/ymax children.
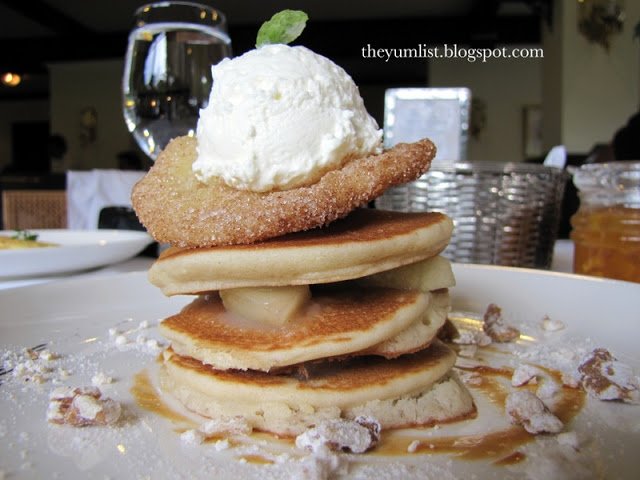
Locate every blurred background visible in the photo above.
<box><xmin>0</xmin><ymin>0</ymin><xmax>637</xmax><ymax>177</ymax></box>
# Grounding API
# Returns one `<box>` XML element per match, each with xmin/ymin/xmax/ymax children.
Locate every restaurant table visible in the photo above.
<box><xmin>0</xmin><ymin>241</ymin><xmax>576</xmax><ymax>291</ymax></box>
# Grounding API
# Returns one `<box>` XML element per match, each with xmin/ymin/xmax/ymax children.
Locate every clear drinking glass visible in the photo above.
<box><xmin>122</xmin><ymin>1</ymin><xmax>232</xmax><ymax>160</ymax></box>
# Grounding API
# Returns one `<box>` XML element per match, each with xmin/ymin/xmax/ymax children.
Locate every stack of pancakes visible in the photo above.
<box><xmin>133</xmin><ymin>137</ymin><xmax>475</xmax><ymax>437</ymax></box>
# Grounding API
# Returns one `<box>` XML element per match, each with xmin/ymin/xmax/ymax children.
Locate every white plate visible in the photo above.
<box><xmin>0</xmin><ymin>230</ymin><xmax>153</xmax><ymax>278</ymax></box>
<box><xmin>0</xmin><ymin>266</ymin><xmax>639</xmax><ymax>479</ymax></box>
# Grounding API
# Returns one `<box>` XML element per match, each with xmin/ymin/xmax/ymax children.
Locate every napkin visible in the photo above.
<box><xmin>66</xmin><ymin>169</ymin><xmax>145</xmax><ymax>229</ymax></box>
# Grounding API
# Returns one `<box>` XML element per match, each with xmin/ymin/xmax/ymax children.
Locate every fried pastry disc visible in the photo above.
<box><xmin>131</xmin><ymin>136</ymin><xmax>436</xmax><ymax>247</ymax></box>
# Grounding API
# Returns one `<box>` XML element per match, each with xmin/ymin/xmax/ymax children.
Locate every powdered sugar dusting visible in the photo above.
<box><xmin>540</xmin><ymin>315</ymin><xmax>565</xmax><ymax>332</ymax></box>
<box><xmin>91</xmin><ymin>372</ymin><xmax>113</xmax><ymax>387</ymax></box>
<box><xmin>452</xmin><ymin>329</ymin><xmax>492</xmax><ymax>347</ymax></box>
<box><xmin>180</xmin><ymin>428</ymin><xmax>205</xmax><ymax>445</ymax></box>
<box><xmin>511</xmin><ymin>364</ymin><xmax>542</xmax><ymax>387</ymax></box>
<box><xmin>181</xmin><ymin>416</ymin><xmax>253</xmax><ymax>446</ymax></box>
<box><xmin>200</xmin><ymin>416</ymin><xmax>252</xmax><ymax>437</ymax></box>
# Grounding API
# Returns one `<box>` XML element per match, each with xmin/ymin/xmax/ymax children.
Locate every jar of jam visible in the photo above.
<box><xmin>570</xmin><ymin>161</ymin><xmax>640</xmax><ymax>283</ymax></box>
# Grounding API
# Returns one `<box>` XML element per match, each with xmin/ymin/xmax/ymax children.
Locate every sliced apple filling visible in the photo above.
<box><xmin>218</xmin><ymin>256</ymin><xmax>454</xmax><ymax>327</ymax></box>
<box><xmin>356</xmin><ymin>255</ymin><xmax>455</xmax><ymax>292</ymax></box>
<box><xmin>220</xmin><ymin>285</ymin><xmax>312</xmax><ymax>326</ymax></box>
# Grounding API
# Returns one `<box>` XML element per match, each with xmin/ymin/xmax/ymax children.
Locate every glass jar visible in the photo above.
<box><xmin>570</xmin><ymin>161</ymin><xmax>640</xmax><ymax>283</ymax></box>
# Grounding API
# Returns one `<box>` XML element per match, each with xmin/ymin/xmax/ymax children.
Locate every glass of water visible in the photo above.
<box><xmin>122</xmin><ymin>1</ymin><xmax>232</xmax><ymax>160</ymax></box>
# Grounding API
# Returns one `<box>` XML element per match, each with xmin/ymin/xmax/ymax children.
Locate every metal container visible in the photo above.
<box><xmin>375</xmin><ymin>162</ymin><xmax>568</xmax><ymax>268</ymax></box>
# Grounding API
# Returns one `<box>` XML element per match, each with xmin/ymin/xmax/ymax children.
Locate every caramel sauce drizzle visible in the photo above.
<box><xmin>375</xmin><ymin>426</ymin><xmax>530</xmax><ymax>460</ymax></box>
<box><xmin>131</xmin><ymin>358</ymin><xmax>586</xmax><ymax>467</ymax></box>
<box><xmin>494</xmin><ymin>451</ymin><xmax>526</xmax><ymax>466</ymax></box>
<box><xmin>130</xmin><ymin>372</ymin><xmax>284</xmax><ymax>451</ymax></box>
<box><xmin>376</xmin><ymin>364</ymin><xmax>585</xmax><ymax>462</ymax></box>
<box><xmin>131</xmin><ymin>370</ymin><xmax>195</xmax><ymax>426</ymax></box>
<box><xmin>460</xmin><ymin>366</ymin><xmax>512</xmax><ymax>409</ymax></box>
<box><xmin>238</xmin><ymin>455</ymin><xmax>275</xmax><ymax>465</ymax></box>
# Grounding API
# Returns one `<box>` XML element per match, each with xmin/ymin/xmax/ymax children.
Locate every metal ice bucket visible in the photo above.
<box><xmin>375</xmin><ymin>162</ymin><xmax>568</xmax><ymax>268</ymax></box>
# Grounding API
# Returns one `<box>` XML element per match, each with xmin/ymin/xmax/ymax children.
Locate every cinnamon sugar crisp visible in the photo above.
<box><xmin>295</xmin><ymin>417</ymin><xmax>381</xmax><ymax>454</ymax></box>
<box><xmin>578</xmin><ymin>349</ymin><xmax>640</xmax><ymax>404</ymax></box>
<box><xmin>483</xmin><ymin>303</ymin><xmax>520</xmax><ymax>342</ymax></box>
<box><xmin>47</xmin><ymin>386</ymin><xmax>121</xmax><ymax>427</ymax></box>
<box><xmin>506</xmin><ymin>390</ymin><xmax>563</xmax><ymax>434</ymax></box>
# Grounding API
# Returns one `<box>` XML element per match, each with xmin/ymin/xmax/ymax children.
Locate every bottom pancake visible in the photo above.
<box><xmin>159</xmin><ymin>340</ymin><xmax>475</xmax><ymax>436</ymax></box>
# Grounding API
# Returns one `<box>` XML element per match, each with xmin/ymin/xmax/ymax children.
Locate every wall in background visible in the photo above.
<box><xmin>43</xmin><ymin>54</ymin><xmax>543</xmax><ymax>169</ymax></box>
<box><xmin>542</xmin><ymin>0</ymin><xmax>640</xmax><ymax>153</ymax></box>
<box><xmin>0</xmin><ymin>100</ymin><xmax>49</xmax><ymax>172</ymax></box>
<box><xmin>429</xmin><ymin>52</ymin><xmax>543</xmax><ymax>162</ymax></box>
<box><xmin>15</xmin><ymin>24</ymin><xmax>630</xmax><ymax>173</ymax></box>
<box><xmin>49</xmin><ymin>59</ymin><xmax>134</xmax><ymax>170</ymax></box>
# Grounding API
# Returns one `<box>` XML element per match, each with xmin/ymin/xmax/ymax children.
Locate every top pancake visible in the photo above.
<box><xmin>149</xmin><ymin>208</ymin><xmax>453</xmax><ymax>295</ymax></box>
<box><xmin>131</xmin><ymin>136</ymin><xmax>436</xmax><ymax>248</ymax></box>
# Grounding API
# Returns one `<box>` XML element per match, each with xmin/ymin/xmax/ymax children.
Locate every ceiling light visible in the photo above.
<box><xmin>1</xmin><ymin>72</ymin><xmax>21</xmax><ymax>87</ymax></box>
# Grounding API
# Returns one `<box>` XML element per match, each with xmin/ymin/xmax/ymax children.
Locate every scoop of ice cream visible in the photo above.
<box><xmin>193</xmin><ymin>44</ymin><xmax>382</xmax><ymax>192</ymax></box>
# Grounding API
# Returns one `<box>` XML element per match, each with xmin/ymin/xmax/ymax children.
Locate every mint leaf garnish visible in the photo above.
<box><xmin>12</xmin><ymin>230</ymin><xmax>38</xmax><ymax>241</ymax></box>
<box><xmin>256</xmin><ymin>10</ymin><xmax>308</xmax><ymax>48</ymax></box>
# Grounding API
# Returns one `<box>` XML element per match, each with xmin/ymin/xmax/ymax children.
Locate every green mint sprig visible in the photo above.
<box><xmin>12</xmin><ymin>230</ymin><xmax>38</xmax><ymax>241</ymax></box>
<box><xmin>256</xmin><ymin>10</ymin><xmax>308</xmax><ymax>48</ymax></box>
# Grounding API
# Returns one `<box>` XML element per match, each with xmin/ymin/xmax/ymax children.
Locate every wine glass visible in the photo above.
<box><xmin>122</xmin><ymin>1</ymin><xmax>232</xmax><ymax>160</ymax></box>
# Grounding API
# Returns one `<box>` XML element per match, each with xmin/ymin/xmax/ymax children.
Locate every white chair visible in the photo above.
<box><xmin>66</xmin><ymin>170</ymin><xmax>145</xmax><ymax>229</ymax></box>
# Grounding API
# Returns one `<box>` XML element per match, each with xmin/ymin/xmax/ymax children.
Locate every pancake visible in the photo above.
<box><xmin>160</xmin><ymin>340</ymin><xmax>475</xmax><ymax>436</ymax></box>
<box><xmin>131</xmin><ymin>136</ymin><xmax>436</xmax><ymax>248</ymax></box>
<box><xmin>159</xmin><ymin>286</ymin><xmax>432</xmax><ymax>371</ymax></box>
<box><xmin>149</xmin><ymin>209</ymin><xmax>453</xmax><ymax>296</ymax></box>
<box><xmin>366</xmin><ymin>289</ymin><xmax>449</xmax><ymax>358</ymax></box>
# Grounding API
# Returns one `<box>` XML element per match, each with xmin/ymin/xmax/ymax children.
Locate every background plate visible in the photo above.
<box><xmin>0</xmin><ymin>229</ymin><xmax>153</xmax><ymax>278</ymax></box>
